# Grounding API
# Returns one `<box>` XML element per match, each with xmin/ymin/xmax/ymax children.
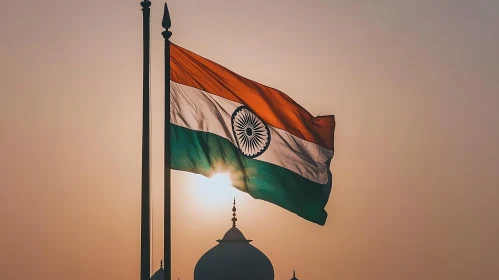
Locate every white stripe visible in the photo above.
<box><xmin>170</xmin><ymin>81</ymin><xmax>334</xmax><ymax>184</ymax></box>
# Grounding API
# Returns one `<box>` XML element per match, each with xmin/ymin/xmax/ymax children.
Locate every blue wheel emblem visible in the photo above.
<box><xmin>231</xmin><ymin>106</ymin><xmax>271</xmax><ymax>158</ymax></box>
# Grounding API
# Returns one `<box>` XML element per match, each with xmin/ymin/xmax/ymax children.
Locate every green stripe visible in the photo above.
<box><xmin>171</xmin><ymin>124</ymin><xmax>332</xmax><ymax>225</ymax></box>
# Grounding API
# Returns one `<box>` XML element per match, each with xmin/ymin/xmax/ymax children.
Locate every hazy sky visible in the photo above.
<box><xmin>1</xmin><ymin>0</ymin><xmax>499</xmax><ymax>279</ymax></box>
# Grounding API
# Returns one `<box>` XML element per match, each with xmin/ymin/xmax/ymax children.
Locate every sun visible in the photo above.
<box><xmin>189</xmin><ymin>172</ymin><xmax>244</xmax><ymax>209</ymax></box>
<box><xmin>208</xmin><ymin>173</ymin><xmax>233</xmax><ymax>189</ymax></box>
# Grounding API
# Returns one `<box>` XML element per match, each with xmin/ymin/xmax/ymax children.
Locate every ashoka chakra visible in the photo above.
<box><xmin>231</xmin><ymin>106</ymin><xmax>271</xmax><ymax>158</ymax></box>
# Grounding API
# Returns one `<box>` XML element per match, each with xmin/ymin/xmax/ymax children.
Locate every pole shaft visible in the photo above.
<box><xmin>164</xmin><ymin>33</ymin><xmax>172</xmax><ymax>280</ymax></box>
<box><xmin>162</xmin><ymin>3</ymin><xmax>172</xmax><ymax>280</ymax></box>
<box><xmin>140</xmin><ymin>1</ymin><xmax>151</xmax><ymax>280</ymax></box>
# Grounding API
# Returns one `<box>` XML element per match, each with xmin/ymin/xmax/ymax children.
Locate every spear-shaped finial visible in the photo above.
<box><xmin>162</xmin><ymin>3</ymin><xmax>172</xmax><ymax>39</ymax></box>
<box><xmin>231</xmin><ymin>197</ymin><xmax>237</xmax><ymax>227</ymax></box>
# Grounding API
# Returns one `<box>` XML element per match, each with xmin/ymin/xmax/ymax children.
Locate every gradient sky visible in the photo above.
<box><xmin>1</xmin><ymin>0</ymin><xmax>499</xmax><ymax>279</ymax></box>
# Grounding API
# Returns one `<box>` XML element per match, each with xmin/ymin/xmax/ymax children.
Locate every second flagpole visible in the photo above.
<box><xmin>139</xmin><ymin>1</ymin><xmax>151</xmax><ymax>280</ymax></box>
<box><xmin>162</xmin><ymin>3</ymin><xmax>172</xmax><ymax>280</ymax></box>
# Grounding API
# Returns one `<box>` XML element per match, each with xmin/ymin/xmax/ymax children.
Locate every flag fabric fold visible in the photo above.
<box><xmin>169</xmin><ymin>43</ymin><xmax>335</xmax><ymax>225</ymax></box>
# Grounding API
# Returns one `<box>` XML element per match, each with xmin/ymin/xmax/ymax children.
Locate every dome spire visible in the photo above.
<box><xmin>232</xmin><ymin>197</ymin><xmax>237</xmax><ymax>227</ymax></box>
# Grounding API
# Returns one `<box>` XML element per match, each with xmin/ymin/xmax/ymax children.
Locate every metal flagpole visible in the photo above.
<box><xmin>140</xmin><ymin>1</ymin><xmax>151</xmax><ymax>280</ymax></box>
<box><xmin>162</xmin><ymin>3</ymin><xmax>172</xmax><ymax>280</ymax></box>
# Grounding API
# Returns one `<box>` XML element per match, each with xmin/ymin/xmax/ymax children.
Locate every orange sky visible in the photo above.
<box><xmin>1</xmin><ymin>0</ymin><xmax>499</xmax><ymax>279</ymax></box>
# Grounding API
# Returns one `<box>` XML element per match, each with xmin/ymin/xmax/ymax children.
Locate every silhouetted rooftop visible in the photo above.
<box><xmin>194</xmin><ymin>199</ymin><xmax>274</xmax><ymax>280</ymax></box>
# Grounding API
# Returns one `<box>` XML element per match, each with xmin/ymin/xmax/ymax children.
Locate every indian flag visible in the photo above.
<box><xmin>170</xmin><ymin>43</ymin><xmax>336</xmax><ymax>225</ymax></box>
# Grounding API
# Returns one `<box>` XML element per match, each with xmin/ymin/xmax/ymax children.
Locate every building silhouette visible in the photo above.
<box><xmin>150</xmin><ymin>260</ymin><xmax>164</xmax><ymax>280</ymax></box>
<box><xmin>151</xmin><ymin>200</ymin><xmax>300</xmax><ymax>280</ymax></box>
<box><xmin>194</xmin><ymin>199</ymin><xmax>274</xmax><ymax>280</ymax></box>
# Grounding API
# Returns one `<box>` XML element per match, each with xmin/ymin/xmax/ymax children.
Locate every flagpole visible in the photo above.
<box><xmin>162</xmin><ymin>3</ymin><xmax>172</xmax><ymax>280</ymax></box>
<box><xmin>140</xmin><ymin>1</ymin><xmax>151</xmax><ymax>280</ymax></box>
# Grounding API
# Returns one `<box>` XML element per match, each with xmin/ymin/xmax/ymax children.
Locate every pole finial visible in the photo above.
<box><xmin>231</xmin><ymin>197</ymin><xmax>237</xmax><ymax>227</ymax></box>
<box><xmin>162</xmin><ymin>2</ymin><xmax>172</xmax><ymax>39</ymax></box>
<box><xmin>162</xmin><ymin>2</ymin><xmax>172</xmax><ymax>29</ymax></box>
<box><xmin>140</xmin><ymin>0</ymin><xmax>151</xmax><ymax>9</ymax></box>
<box><xmin>160</xmin><ymin>259</ymin><xmax>163</xmax><ymax>269</ymax></box>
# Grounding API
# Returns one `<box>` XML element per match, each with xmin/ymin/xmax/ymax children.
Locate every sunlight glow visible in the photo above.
<box><xmin>209</xmin><ymin>173</ymin><xmax>233</xmax><ymax>189</ymax></box>
<box><xmin>190</xmin><ymin>172</ymin><xmax>245</xmax><ymax>209</ymax></box>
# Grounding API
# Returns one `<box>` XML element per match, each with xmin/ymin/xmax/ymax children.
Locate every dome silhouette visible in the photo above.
<box><xmin>150</xmin><ymin>260</ymin><xmax>164</xmax><ymax>280</ymax></box>
<box><xmin>194</xmin><ymin>199</ymin><xmax>274</xmax><ymax>280</ymax></box>
<box><xmin>220</xmin><ymin>226</ymin><xmax>249</xmax><ymax>241</ymax></box>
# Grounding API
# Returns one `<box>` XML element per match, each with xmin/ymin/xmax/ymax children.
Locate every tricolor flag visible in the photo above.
<box><xmin>170</xmin><ymin>43</ymin><xmax>336</xmax><ymax>225</ymax></box>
